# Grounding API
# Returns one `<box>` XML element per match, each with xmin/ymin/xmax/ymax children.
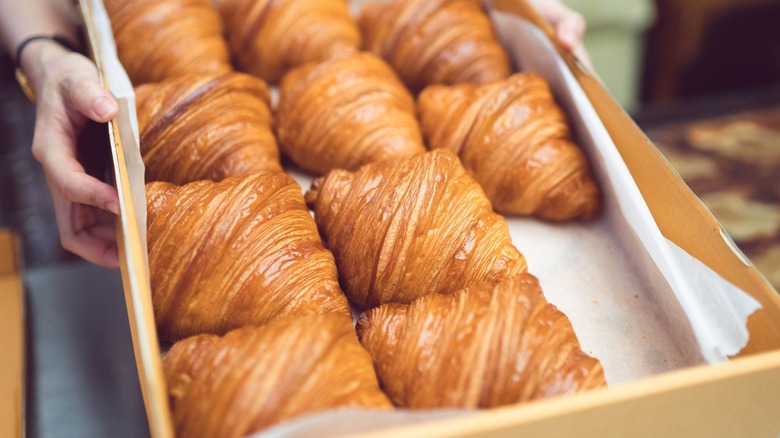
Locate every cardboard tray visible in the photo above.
<box><xmin>80</xmin><ymin>0</ymin><xmax>780</xmax><ymax>436</ymax></box>
<box><xmin>0</xmin><ymin>230</ymin><xmax>24</xmax><ymax>438</ymax></box>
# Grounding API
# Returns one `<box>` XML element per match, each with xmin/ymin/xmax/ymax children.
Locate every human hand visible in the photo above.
<box><xmin>25</xmin><ymin>41</ymin><xmax>121</xmax><ymax>268</ymax></box>
<box><xmin>526</xmin><ymin>0</ymin><xmax>593</xmax><ymax>70</ymax></box>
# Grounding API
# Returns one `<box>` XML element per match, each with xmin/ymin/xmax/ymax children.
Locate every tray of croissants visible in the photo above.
<box><xmin>84</xmin><ymin>0</ymin><xmax>762</xmax><ymax>436</ymax></box>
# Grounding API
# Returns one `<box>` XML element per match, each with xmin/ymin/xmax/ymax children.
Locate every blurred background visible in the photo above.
<box><xmin>0</xmin><ymin>0</ymin><xmax>778</xmax><ymax>288</ymax></box>
<box><xmin>565</xmin><ymin>0</ymin><xmax>780</xmax><ymax>289</ymax></box>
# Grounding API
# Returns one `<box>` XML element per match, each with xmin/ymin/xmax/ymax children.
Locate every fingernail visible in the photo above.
<box><xmin>106</xmin><ymin>200</ymin><xmax>120</xmax><ymax>215</ymax></box>
<box><xmin>93</xmin><ymin>95</ymin><xmax>117</xmax><ymax>119</ymax></box>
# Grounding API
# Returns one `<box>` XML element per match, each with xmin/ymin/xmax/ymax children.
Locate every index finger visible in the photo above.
<box><xmin>33</xmin><ymin>105</ymin><xmax>120</xmax><ymax>214</ymax></box>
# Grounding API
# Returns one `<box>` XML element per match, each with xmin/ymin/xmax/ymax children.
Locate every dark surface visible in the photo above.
<box><xmin>0</xmin><ymin>51</ymin><xmax>70</xmax><ymax>267</ymax></box>
<box><xmin>25</xmin><ymin>261</ymin><xmax>149</xmax><ymax>438</ymax></box>
<box><xmin>641</xmin><ymin>0</ymin><xmax>780</xmax><ymax>103</ymax></box>
<box><xmin>678</xmin><ymin>2</ymin><xmax>780</xmax><ymax>100</ymax></box>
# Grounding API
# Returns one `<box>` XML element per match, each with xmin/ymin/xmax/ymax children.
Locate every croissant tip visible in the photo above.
<box><xmin>304</xmin><ymin>178</ymin><xmax>323</xmax><ymax>209</ymax></box>
<box><xmin>571</xmin><ymin>188</ymin><xmax>602</xmax><ymax>221</ymax></box>
<box><xmin>526</xmin><ymin>180</ymin><xmax>602</xmax><ymax>222</ymax></box>
<box><xmin>355</xmin><ymin>311</ymin><xmax>371</xmax><ymax>336</ymax></box>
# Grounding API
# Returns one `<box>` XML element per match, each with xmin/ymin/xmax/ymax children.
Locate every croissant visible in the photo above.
<box><xmin>146</xmin><ymin>173</ymin><xmax>350</xmax><ymax>340</ymax></box>
<box><xmin>276</xmin><ymin>53</ymin><xmax>426</xmax><ymax>175</ymax></box>
<box><xmin>305</xmin><ymin>150</ymin><xmax>527</xmax><ymax>309</ymax></box>
<box><xmin>135</xmin><ymin>73</ymin><xmax>280</xmax><ymax>184</ymax></box>
<box><xmin>216</xmin><ymin>0</ymin><xmax>361</xmax><ymax>83</ymax></box>
<box><xmin>165</xmin><ymin>314</ymin><xmax>393</xmax><ymax>437</ymax></box>
<box><xmin>105</xmin><ymin>0</ymin><xmax>231</xmax><ymax>85</ymax></box>
<box><xmin>359</xmin><ymin>0</ymin><xmax>511</xmax><ymax>92</ymax></box>
<box><xmin>418</xmin><ymin>73</ymin><xmax>600</xmax><ymax>220</ymax></box>
<box><xmin>357</xmin><ymin>274</ymin><xmax>606</xmax><ymax>408</ymax></box>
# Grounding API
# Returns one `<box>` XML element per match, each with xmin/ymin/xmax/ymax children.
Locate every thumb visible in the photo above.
<box><xmin>556</xmin><ymin>12</ymin><xmax>586</xmax><ymax>50</ymax></box>
<box><xmin>61</xmin><ymin>65</ymin><xmax>118</xmax><ymax>123</ymax></box>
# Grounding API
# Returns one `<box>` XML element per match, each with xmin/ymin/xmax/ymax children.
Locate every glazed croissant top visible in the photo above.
<box><xmin>357</xmin><ymin>274</ymin><xmax>606</xmax><ymax>408</ymax></box>
<box><xmin>418</xmin><ymin>72</ymin><xmax>600</xmax><ymax>220</ymax></box>
<box><xmin>305</xmin><ymin>150</ymin><xmax>527</xmax><ymax>309</ymax></box>
<box><xmin>217</xmin><ymin>0</ymin><xmax>361</xmax><ymax>83</ymax></box>
<box><xmin>277</xmin><ymin>52</ymin><xmax>426</xmax><ymax>175</ymax></box>
<box><xmin>165</xmin><ymin>314</ymin><xmax>393</xmax><ymax>438</ymax></box>
<box><xmin>105</xmin><ymin>0</ymin><xmax>231</xmax><ymax>85</ymax></box>
<box><xmin>136</xmin><ymin>73</ymin><xmax>281</xmax><ymax>184</ymax></box>
<box><xmin>147</xmin><ymin>173</ymin><xmax>350</xmax><ymax>341</ymax></box>
<box><xmin>360</xmin><ymin>0</ymin><xmax>511</xmax><ymax>92</ymax></box>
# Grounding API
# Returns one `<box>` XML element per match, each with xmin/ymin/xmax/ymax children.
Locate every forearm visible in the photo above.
<box><xmin>0</xmin><ymin>0</ymin><xmax>80</xmax><ymax>91</ymax></box>
<box><xmin>0</xmin><ymin>0</ymin><xmax>80</xmax><ymax>52</ymax></box>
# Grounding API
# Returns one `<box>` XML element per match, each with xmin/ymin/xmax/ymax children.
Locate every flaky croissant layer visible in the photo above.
<box><xmin>136</xmin><ymin>72</ymin><xmax>281</xmax><ymax>184</ymax></box>
<box><xmin>147</xmin><ymin>173</ymin><xmax>350</xmax><ymax>340</ymax></box>
<box><xmin>218</xmin><ymin>0</ymin><xmax>361</xmax><ymax>83</ymax></box>
<box><xmin>306</xmin><ymin>149</ymin><xmax>527</xmax><ymax>309</ymax></box>
<box><xmin>357</xmin><ymin>274</ymin><xmax>606</xmax><ymax>408</ymax></box>
<box><xmin>165</xmin><ymin>314</ymin><xmax>393</xmax><ymax>438</ymax></box>
<box><xmin>418</xmin><ymin>72</ymin><xmax>600</xmax><ymax>220</ymax></box>
<box><xmin>277</xmin><ymin>52</ymin><xmax>426</xmax><ymax>175</ymax></box>
<box><xmin>360</xmin><ymin>0</ymin><xmax>511</xmax><ymax>92</ymax></box>
<box><xmin>105</xmin><ymin>0</ymin><xmax>231</xmax><ymax>85</ymax></box>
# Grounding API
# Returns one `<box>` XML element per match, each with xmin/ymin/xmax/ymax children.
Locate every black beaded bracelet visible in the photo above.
<box><xmin>14</xmin><ymin>34</ymin><xmax>79</xmax><ymax>102</ymax></box>
<box><xmin>15</xmin><ymin>34</ymin><xmax>78</xmax><ymax>68</ymax></box>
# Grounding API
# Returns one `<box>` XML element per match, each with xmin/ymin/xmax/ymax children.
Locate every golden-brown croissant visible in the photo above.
<box><xmin>305</xmin><ymin>150</ymin><xmax>527</xmax><ymax>309</ymax></box>
<box><xmin>359</xmin><ymin>0</ymin><xmax>511</xmax><ymax>92</ymax></box>
<box><xmin>357</xmin><ymin>274</ymin><xmax>606</xmax><ymax>408</ymax></box>
<box><xmin>216</xmin><ymin>0</ymin><xmax>361</xmax><ymax>83</ymax></box>
<box><xmin>276</xmin><ymin>53</ymin><xmax>426</xmax><ymax>175</ymax></box>
<box><xmin>135</xmin><ymin>73</ymin><xmax>280</xmax><ymax>184</ymax></box>
<box><xmin>105</xmin><ymin>0</ymin><xmax>231</xmax><ymax>85</ymax></box>
<box><xmin>146</xmin><ymin>173</ymin><xmax>350</xmax><ymax>341</ymax></box>
<box><xmin>418</xmin><ymin>72</ymin><xmax>600</xmax><ymax>220</ymax></box>
<box><xmin>165</xmin><ymin>314</ymin><xmax>393</xmax><ymax>437</ymax></box>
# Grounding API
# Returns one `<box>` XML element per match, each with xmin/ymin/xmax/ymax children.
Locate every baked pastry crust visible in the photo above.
<box><xmin>357</xmin><ymin>274</ymin><xmax>607</xmax><ymax>408</ymax></box>
<box><xmin>136</xmin><ymin>72</ymin><xmax>281</xmax><ymax>184</ymax></box>
<box><xmin>418</xmin><ymin>72</ymin><xmax>600</xmax><ymax>220</ymax></box>
<box><xmin>277</xmin><ymin>52</ymin><xmax>425</xmax><ymax>175</ymax></box>
<box><xmin>147</xmin><ymin>173</ymin><xmax>350</xmax><ymax>340</ymax></box>
<box><xmin>105</xmin><ymin>0</ymin><xmax>231</xmax><ymax>85</ymax></box>
<box><xmin>165</xmin><ymin>314</ymin><xmax>393</xmax><ymax>437</ymax></box>
<box><xmin>306</xmin><ymin>150</ymin><xmax>527</xmax><ymax>309</ymax></box>
<box><xmin>360</xmin><ymin>0</ymin><xmax>511</xmax><ymax>92</ymax></box>
<box><xmin>217</xmin><ymin>0</ymin><xmax>361</xmax><ymax>83</ymax></box>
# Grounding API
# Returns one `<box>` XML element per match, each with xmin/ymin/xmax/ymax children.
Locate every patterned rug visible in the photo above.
<box><xmin>644</xmin><ymin>106</ymin><xmax>780</xmax><ymax>291</ymax></box>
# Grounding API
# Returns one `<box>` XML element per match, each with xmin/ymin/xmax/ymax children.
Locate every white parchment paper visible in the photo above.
<box><xmin>488</xmin><ymin>8</ymin><xmax>760</xmax><ymax>364</ymax></box>
<box><xmin>89</xmin><ymin>0</ymin><xmax>147</xmax><ymax>251</ymax></box>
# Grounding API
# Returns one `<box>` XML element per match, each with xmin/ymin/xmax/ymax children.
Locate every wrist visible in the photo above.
<box><xmin>19</xmin><ymin>39</ymin><xmax>75</xmax><ymax>97</ymax></box>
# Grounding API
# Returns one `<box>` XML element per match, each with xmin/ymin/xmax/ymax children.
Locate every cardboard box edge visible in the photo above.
<box><xmin>350</xmin><ymin>349</ymin><xmax>780</xmax><ymax>437</ymax></box>
<box><xmin>79</xmin><ymin>2</ymin><xmax>174</xmax><ymax>437</ymax></box>
<box><xmin>0</xmin><ymin>230</ymin><xmax>25</xmax><ymax>438</ymax></box>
